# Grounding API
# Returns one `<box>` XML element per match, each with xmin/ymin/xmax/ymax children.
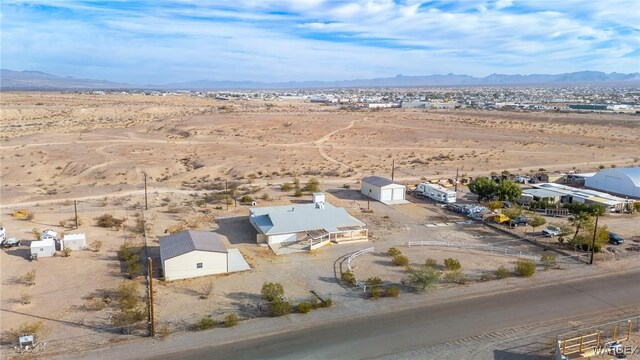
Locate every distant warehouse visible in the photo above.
<box><xmin>585</xmin><ymin>167</ymin><xmax>640</xmax><ymax>199</ymax></box>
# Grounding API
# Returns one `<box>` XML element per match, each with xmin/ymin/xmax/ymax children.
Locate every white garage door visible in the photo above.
<box><xmin>392</xmin><ymin>188</ymin><xmax>404</xmax><ymax>200</ymax></box>
<box><xmin>380</xmin><ymin>189</ymin><xmax>393</xmax><ymax>202</ymax></box>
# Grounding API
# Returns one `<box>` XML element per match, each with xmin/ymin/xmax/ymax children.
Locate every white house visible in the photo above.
<box><xmin>361</xmin><ymin>176</ymin><xmax>406</xmax><ymax>204</ymax></box>
<box><xmin>62</xmin><ymin>233</ymin><xmax>87</xmax><ymax>251</ymax></box>
<box><xmin>159</xmin><ymin>230</ymin><xmax>229</xmax><ymax>281</ymax></box>
<box><xmin>249</xmin><ymin>193</ymin><xmax>368</xmax><ymax>252</ymax></box>
<box><xmin>585</xmin><ymin>167</ymin><xmax>640</xmax><ymax>199</ymax></box>
<box><xmin>30</xmin><ymin>238</ymin><xmax>56</xmax><ymax>258</ymax></box>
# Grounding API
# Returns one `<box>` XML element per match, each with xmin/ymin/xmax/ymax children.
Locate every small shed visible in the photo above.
<box><xmin>30</xmin><ymin>238</ymin><xmax>56</xmax><ymax>258</ymax></box>
<box><xmin>159</xmin><ymin>230</ymin><xmax>229</xmax><ymax>281</ymax></box>
<box><xmin>361</xmin><ymin>176</ymin><xmax>406</xmax><ymax>204</ymax></box>
<box><xmin>62</xmin><ymin>233</ymin><xmax>87</xmax><ymax>251</ymax></box>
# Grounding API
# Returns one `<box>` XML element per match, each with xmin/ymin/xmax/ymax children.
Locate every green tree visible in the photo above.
<box><xmin>495</xmin><ymin>180</ymin><xmax>522</xmax><ymax>201</ymax></box>
<box><xmin>502</xmin><ymin>206</ymin><xmax>523</xmax><ymax>220</ymax></box>
<box><xmin>528</xmin><ymin>215</ymin><xmax>546</xmax><ymax>235</ymax></box>
<box><xmin>408</xmin><ymin>266</ymin><xmax>440</xmax><ymax>291</ymax></box>
<box><xmin>568</xmin><ymin>212</ymin><xmax>592</xmax><ymax>242</ymax></box>
<box><xmin>468</xmin><ymin>177</ymin><xmax>497</xmax><ymax>202</ymax></box>
<box><xmin>261</xmin><ymin>282</ymin><xmax>284</xmax><ymax>302</ymax></box>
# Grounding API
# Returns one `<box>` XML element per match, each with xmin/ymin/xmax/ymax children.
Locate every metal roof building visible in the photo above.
<box><xmin>361</xmin><ymin>176</ymin><xmax>407</xmax><ymax>204</ymax></box>
<box><xmin>585</xmin><ymin>167</ymin><xmax>640</xmax><ymax>199</ymax></box>
<box><xmin>159</xmin><ymin>230</ymin><xmax>228</xmax><ymax>281</ymax></box>
<box><xmin>249</xmin><ymin>194</ymin><xmax>368</xmax><ymax>253</ymax></box>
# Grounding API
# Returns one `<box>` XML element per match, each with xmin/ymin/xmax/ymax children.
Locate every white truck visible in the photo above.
<box><xmin>415</xmin><ymin>183</ymin><xmax>457</xmax><ymax>203</ymax></box>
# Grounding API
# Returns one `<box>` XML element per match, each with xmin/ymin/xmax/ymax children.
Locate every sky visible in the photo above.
<box><xmin>1</xmin><ymin>0</ymin><xmax>639</xmax><ymax>84</ymax></box>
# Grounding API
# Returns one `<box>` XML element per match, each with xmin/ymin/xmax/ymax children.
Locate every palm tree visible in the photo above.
<box><xmin>568</xmin><ymin>212</ymin><xmax>591</xmax><ymax>241</ymax></box>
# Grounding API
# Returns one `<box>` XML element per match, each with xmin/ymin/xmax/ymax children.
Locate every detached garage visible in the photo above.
<box><xmin>361</xmin><ymin>176</ymin><xmax>406</xmax><ymax>204</ymax></box>
<box><xmin>159</xmin><ymin>230</ymin><xmax>228</xmax><ymax>281</ymax></box>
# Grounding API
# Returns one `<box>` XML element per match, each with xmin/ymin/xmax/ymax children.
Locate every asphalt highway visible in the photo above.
<box><xmin>154</xmin><ymin>269</ymin><xmax>640</xmax><ymax>360</ymax></box>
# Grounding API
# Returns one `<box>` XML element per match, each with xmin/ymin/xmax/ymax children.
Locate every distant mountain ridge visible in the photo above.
<box><xmin>2</xmin><ymin>68</ymin><xmax>639</xmax><ymax>90</ymax></box>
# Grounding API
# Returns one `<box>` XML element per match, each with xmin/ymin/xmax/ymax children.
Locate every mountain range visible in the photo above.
<box><xmin>2</xmin><ymin>68</ymin><xmax>639</xmax><ymax>90</ymax></box>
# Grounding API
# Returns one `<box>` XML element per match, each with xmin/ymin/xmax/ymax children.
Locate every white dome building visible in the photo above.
<box><xmin>585</xmin><ymin>167</ymin><xmax>640</xmax><ymax>199</ymax></box>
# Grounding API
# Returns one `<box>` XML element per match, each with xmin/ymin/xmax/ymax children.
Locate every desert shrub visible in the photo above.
<box><xmin>84</xmin><ymin>297</ymin><xmax>108</xmax><ymax>311</ymax></box>
<box><xmin>392</xmin><ymin>254</ymin><xmax>409</xmax><ymax>266</ymax></box>
<box><xmin>385</xmin><ymin>285</ymin><xmax>400</xmax><ymax>298</ymax></box>
<box><xmin>515</xmin><ymin>259</ymin><xmax>536</xmax><ymax>277</ymax></box>
<box><xmin>20</xmin><ymin>292</ymin><xmax>32</xmax><ymax>305</ymax></box>
<box><xmin>297</xmin><ymin>301</ymin><xmax>311</xmax><ymax>314</ymax></box>
<box><xmin>293</xmin><ymin>178</ymin><xmax>300</xmax><ymax>189</ymax></box>
<box><xmin>194</xmin><ymin>317</ymin><xmax>215</xmax><ymax>331</ymax></box>
<box><xmin>280</xmin><ymin>182</ymin><xmax>292</xmax><ymax>191</ymax></box>
<box><xmin>224</xmin><ymin>313</ymin><xmax>239</xmax><ymax>327</ymax></box>
<box><xmin>444</xmin><ymin>258</ymin><xmax>461</xmax><ymax>271</ymax></box>
<box><xmin>425</xmin><ymin>258</ymin><xmax>438</xmax><ymax>268</ymax></box>
<box><xmin>540</xmin><ymin>254</ymin><xmax>557</xmax><ymax>270</ymax></box>
<box><xmin>341</xmin><ymin>270</ymin><xmax>356</xmax><ymax>286</ymax></box>
<box><xmin>21</xmin><ymin>270</ymin><xmax>36</xmax><ymax>286</ymax></box>
<box><xmin>88</xmin><ymin>240</ymin><xmax>103</xmax><ymax>252</ymax></box>
<box><xmin>260</xmin><ymin>193</ymin><xmax>270</xmax><ymax>201</ymax></box>
<box><xmin>309</xmin><ymin>297</ymin><xmax>320</xmax><ymax>309</ymax></box>
<box><xmin>112</xmin><ymin>281</ymin><xmax>146</xmax><ymax>327</ymax></box>
<box><xmin>118</xmin><ymin>244</ymin><xmax>133</xmax><ymax>261</ymax></box>
<box><xmin>409</xmin><ymin>266</ymin><xmax>440</xmax><ymax>291</ymax></box>
<box><xmin>7</xmin><ymin>321</ymin><xmax>45</xmax><ymax>342</ymax></box>
<box><xmin>261</xmin><ymin>282</ymin><xmax>284</xmax><ymax>302</ymax></box>
<box><xmin>130</xmin><ymin>217</ymin><xmax>147</xmax><ymax>234</ymax></box>
<box><xmin>365</xmin><ymin>276</ymin><xmax>383</xmax><ymax>286</ymax></box>
<box><xmin>320</xmin><ymin>298</ymin><xmax>332</xmax><ymax>307</ymax></box>
<box><xmin>240</xmin><ymin>195</ymin><xmax>253</xmax><ymax>203</ymax></box>
<box><xmin>269</xmin><ymin>300</ymin><xmax>291</xmax><ymax>317</ymax></box>
<box><xmin>444</xmin><ymin>270</ymin><xmax>468</xmax><ymax>284</ymax></box>
<box><xmin>370</xmin><ymin>286</ymin><xmax>383</xmax><ymax>299</ymax></box>
<box><xmin>304</xmin><ymin>178</ymin><xmax>320</xmax><ymax>192</ymax></box>
<box><xmin>293</xmin><ymin>189</ymin><xmax>303</xmax><ymax>197</ymax></box>
<box><xmin>157</xmin><ymin>325</ymin><xmax>171</xmax><ymax>339</ymax></box>
<box><xmin>61</xmin><ymin>247</ymin><xmax>72</xmax><ymax>257</ymax></box>
<box><xmin>480</xmin><ymin>272</ymin><xmax>493</xmax><ymax>282</ymax></box>
<box><xmin>96</xmin><ymin>214</ymin><xmax>125</xmax><ymax>228</ymax></box>
<box><xmin>495</xmin><ymin>266</ymin><xmax>510</xmax><ymax>279</ymax></box>
<box><xmin>387</xmin><ymin>247</ymin><xmax>402</xmax><ymax>256</ymax></box>
<box><xmin>32</xmin><ymin>229</ymin><xmax>41</xmax><ymax>241</ymax></box>
<box><xmin>487</xmin><ymin>200</ymin><xmax>503</xmax><ymax>211</ymax></box>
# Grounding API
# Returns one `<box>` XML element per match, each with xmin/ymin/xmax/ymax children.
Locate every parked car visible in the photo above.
<box><xmin>492</xmin><ymin>213</ymin><xmax>510</xmax><ymax>224</ymax></box>
<box><xmin>510</xmin><ymin>217</ymin><xmax>530</xmax><ymax>227</ymax></box>
<box><xmin>608</xmin><ymin>232</ymin><xmax>625</xmax><ymax>245</ymax></box>
<box><xmin>542</xmin><ymin>226</ymin><xmax>562</xmax><ymax>237</ymax></box>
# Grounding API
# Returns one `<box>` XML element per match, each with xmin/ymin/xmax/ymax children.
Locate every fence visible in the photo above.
<box><xmin>406</xmin><ymin>240</ymin><xmax>541</xmax><ymax>261</ymax></box>
<box><xmin>557</xmin><ymin>316</ymin><xmax>640</xmax><ymax>357</ymax></box>
<box><xmin>346</xmin><ymin>247</ymin><xmax>374</xmax><ymax>292</ymax></box>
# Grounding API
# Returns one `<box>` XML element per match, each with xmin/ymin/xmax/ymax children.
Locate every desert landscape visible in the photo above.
<box><xmin>1</xmin><ymin>92</ymin><xmax>639</xmax><ymax>358</ymax></box>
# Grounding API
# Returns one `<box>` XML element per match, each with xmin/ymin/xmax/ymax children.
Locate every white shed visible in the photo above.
<box><xmin>159</xmin><ymin>230</ymin><xmax>228</xmax><ymax>281</ymax></box>
<box><xmin>62</xmin><ymin>233</ymin><xmax>87</xmax><ymax>251</ymax></box>
<box><xmin>361</xmin><ymin>176</ymin><xmax>406</xmax><ymax>204</ymax></box>
<box><xmin>30</xmin><ymin>238</ymin><xmax>56</xmax><ymax>258</ymax></box>
<box><xmin>585</xmin><ymin>167</ymin><xmax>640</xmax><ymax>199</ymax></box>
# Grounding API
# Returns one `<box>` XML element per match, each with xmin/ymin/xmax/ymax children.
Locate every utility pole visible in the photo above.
<box><xmin>143</xmin><ymin>172</ymin><xmax>148</xmax><ymax>210</ymax></box>
<box><xmin>589</xmin><ymin>213</ymin><xmax>599</xmax><ymax>265</ymax></box>
<box><xmin>148</xmin><ymin>257</ymin><xmax>155</xmax><ymax>337</ymax></box>
<box><xmin>454</xmin><ymin>168</ymin><xmax>459</xmax><ymax>193</ymax></box>
<box><xmin>225</xmin><ymin>180</ymin><xmax>229</xmax><ymax>210</ymax></box>
<box><xmin>391</xmin><ymin>159</ymin><xmax>395</xmax><ymax>181</ymax></box>
<box><xmin>74</xmin><ymin>200</ymin><xmax>79</xmax><ymax>229</ymax></box>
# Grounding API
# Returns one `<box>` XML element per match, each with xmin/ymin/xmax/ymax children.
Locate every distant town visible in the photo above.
<box><xmin>83</xmin><ymin>86</ymin><xmax>640</xmax><ymax>113</ymax></box>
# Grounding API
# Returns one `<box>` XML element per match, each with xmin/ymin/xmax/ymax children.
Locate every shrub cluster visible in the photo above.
<box><xmin>515</xmin><ymin>259</ymin><xmax>536</xmax><ymax>277</ymax></box>
<box><xmin>444</xmin><ymin>258</ymin><xmax>461</xmax><ymax>271</ymax></box>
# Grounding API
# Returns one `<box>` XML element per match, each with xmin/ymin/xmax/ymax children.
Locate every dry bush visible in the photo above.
<box><xmin>5</xmin><ymin>321</ymin><xmax>46</xmax><ymax>343</ymax></box>
<box><xmin>88</xmin><ymin>240</ymin><xmax>103</xmax><ymax>252</ymax></box>
<box><xmin>20</xmin><ymin>292</ymin><xmax>32</xmax><ymax>305</ymax></box>
<box><xmin>96</xmin><ymin>214</ymin><xmax>125</xmax><ymax>228</ymax></box>
<box><xmin>157</xmin><ymin>325</ymin><xmax>171</xmax><ymax>339</ymax></box>
<box><xmin>21</xmin><ymin>270</ymin><xmax>36</xmax><ymax>286</ymax></box>
<box><xmin>224</xmin><ymin>314</ymin><xmax>239</xmax><ymax>327</ymax></box>
<box><xmin>61</xmin><ymin>247</ymin><xmax>72</xmax><ymax>257</ymax></box>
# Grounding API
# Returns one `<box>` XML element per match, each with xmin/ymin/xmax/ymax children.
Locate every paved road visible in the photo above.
<box><xmin>154</xmin><ymin>269</ymin><xmax>640</xmax><ymax>360</ymax></box>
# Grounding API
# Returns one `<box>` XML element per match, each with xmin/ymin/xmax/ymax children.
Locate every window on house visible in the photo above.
<box><xmin>196</xmin><ymin>263</ymin><xmax>203</xmax><ymax>269</ymax></box>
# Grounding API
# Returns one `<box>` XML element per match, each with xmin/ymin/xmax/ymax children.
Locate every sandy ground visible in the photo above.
<box><xmin>1</xmin><ymin>93</ymin><xmax>639</xmax><ymax>358</ymax></box>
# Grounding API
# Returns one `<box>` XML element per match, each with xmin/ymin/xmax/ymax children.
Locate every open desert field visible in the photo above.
<box><xmin>1</xmin><ymin>92</ymin><xmax>639</xmax><ymax>206</ymax></box>
<box><xmin>1</xmin><ymin>92</ymin><xmax>639</xmax><ymax>358</ymax></box>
